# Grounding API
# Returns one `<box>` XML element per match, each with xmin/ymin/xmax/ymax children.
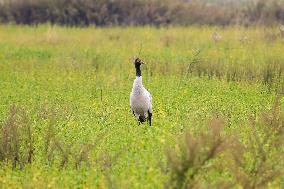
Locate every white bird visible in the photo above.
<box><xmin>212</xmin><ymin>32</ymin><xmax>222</xmax><ymax>42</ymax></box>
<box><xmin>130</xmin><ymin>58</ymin><xmax>152</xmax><ymax>126</ymax></box>
<box><xmin>280</xmin><ymin>24</ymin><xmax>284</xmax><ymax>34</ymax></box>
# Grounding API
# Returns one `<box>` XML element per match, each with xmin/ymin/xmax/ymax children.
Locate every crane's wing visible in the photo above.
<box><xmin>145</xmin><ymin>89</ymin><xmax>152</xmax><ymax>126</ymax></box>
<box><xmin>145</xmin><ymin>90</ymin><xmax>152</xmax><ymax>114</ymax></box>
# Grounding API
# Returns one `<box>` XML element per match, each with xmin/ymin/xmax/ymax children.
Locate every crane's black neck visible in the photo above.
<box><xmin>135</xmin><ymin>64</ymin><xmax>142</xmax><ymax>77</ymax></box>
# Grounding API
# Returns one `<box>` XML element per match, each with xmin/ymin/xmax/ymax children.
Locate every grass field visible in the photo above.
<box><xmin>0</xmin><ymin>25</ymin><xmax>284</xmax><ymax>188</ymax></box>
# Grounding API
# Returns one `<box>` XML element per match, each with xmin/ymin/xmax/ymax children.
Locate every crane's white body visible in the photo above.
<box><xmin>130</xmin><ymin>76</ymin><xmax>152</xmax><ymax>121</ymax></box>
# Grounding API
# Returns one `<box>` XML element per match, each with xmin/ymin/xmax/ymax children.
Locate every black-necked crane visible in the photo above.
<box><xmin>130</xmin><ymin>58</ymin><xmax>152</xmax><ymax>126</ymax></box>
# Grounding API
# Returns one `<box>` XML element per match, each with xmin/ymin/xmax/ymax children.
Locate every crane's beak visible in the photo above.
<box><xmin>141</xmin><ymin>61</ymin><xmax>146</xmax><ymax>64</ymax></box>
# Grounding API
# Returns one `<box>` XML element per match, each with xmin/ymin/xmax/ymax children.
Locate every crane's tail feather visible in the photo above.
<box><xmin>139</xmin><ymin>116</ymin><xmax>146</xmax><ymax>123</ymax></box>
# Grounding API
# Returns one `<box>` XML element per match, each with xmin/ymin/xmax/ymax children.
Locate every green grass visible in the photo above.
<box><xmin>0</xmin><ymin>25</ymin><xmax>283</xmax><ymax>188</ymax></box>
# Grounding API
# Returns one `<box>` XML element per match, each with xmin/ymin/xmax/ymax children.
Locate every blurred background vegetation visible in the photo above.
<box><xmin>0</xmin><ymin>0</ymin><xmax>284</xmax><ymax>26</ymax></box>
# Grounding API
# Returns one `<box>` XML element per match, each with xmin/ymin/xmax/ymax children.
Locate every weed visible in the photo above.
<box><xmin>228</xmin><ymin>90</ymin><xmax>284</xmax><ymax>189</ymax></box>
<box><xmin>0</xmin><ymin>105</ymin><xmax>33</xmax><ymax>169</ymax></box>
<box><xmin>166</xmin><ymin>117</ymin><xmax>229</xmax><ymax>189</ymax></box>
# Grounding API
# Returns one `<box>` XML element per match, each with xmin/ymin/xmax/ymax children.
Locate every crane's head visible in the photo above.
<box><xmin>134</xmin><ymin>57</ymin><xmax>145</xmax><ymax>68</ymax></box>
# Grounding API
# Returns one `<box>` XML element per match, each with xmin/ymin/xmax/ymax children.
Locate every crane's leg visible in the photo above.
<box><xmin>148</xmin><ymin>111</ymin><xmax>152</xmax><ymax>126</ymax></box>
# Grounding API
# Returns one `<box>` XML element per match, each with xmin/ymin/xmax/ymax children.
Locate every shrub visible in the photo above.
<box><xmin>0</xmin><ymin>0</ymin><xmax>283</xmax><ymax>26</ymax></box>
